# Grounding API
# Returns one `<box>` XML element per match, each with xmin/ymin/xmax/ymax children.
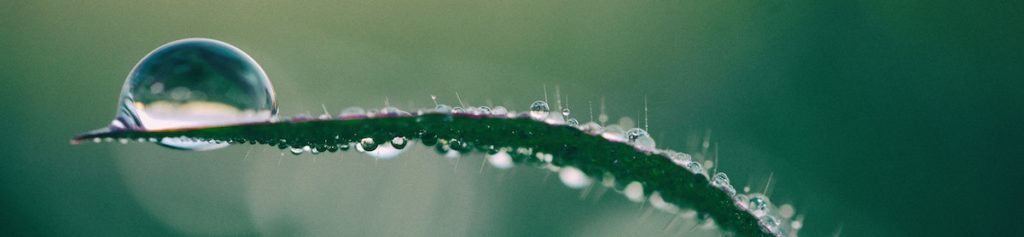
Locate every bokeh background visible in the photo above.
<box><xmin>1</xmin><ymin>1</ymin><xmax>1020</xmax><ymax>236</ymax></box>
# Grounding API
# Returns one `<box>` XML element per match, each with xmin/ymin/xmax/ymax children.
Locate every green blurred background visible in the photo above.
<box><xmin>1</xmin><ymin>1</ymin><xmax>1020</xmax><ymax>236</ymax></box>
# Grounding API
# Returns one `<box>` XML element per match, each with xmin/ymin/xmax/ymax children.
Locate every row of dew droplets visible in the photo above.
<box><xmin>107</xmin><ymin>38</ymin><xmax>278</xmax><ymax>151</ymax></box>
<box><xmin>96</xmin><ymin>37</ymin><xmax>798</xmax><ymax>236</ymax></box>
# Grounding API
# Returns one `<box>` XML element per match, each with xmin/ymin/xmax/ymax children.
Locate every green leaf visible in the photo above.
<box><xmin>74</xmin><ymin>113</ymin><xmax>781</xmax><ymax>236</ymax></box>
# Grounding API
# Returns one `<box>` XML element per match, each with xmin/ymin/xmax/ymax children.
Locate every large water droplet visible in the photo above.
<box><xmin>528</xmin><ymin>101</ymin><xmax>550</xmax><ymax>120</ymax></box>
<box><xmin>112</xmin><ymin>38</ymin><xmax>277</xmax><ymax>150</ymax></box>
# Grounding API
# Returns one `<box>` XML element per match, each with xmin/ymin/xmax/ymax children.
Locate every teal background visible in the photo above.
<box><xmin>1</xmin><ymin>1</ymin><xmax>1020</xmax><ymax>236</ymax></box>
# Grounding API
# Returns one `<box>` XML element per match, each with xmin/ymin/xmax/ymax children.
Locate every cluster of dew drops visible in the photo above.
<box><xmin>86</xmin><ymin>38</ymin><xmax>801</xmax><ymax>237</ymax></box>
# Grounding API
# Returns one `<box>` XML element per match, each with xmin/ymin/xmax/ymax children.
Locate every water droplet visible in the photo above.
<box><xmin>566</xmin><ymin>118</ymin><xmax>579</xmax><ymax>127</ymax></box>
<box><xmin>625</xmin><ymin>128</ymin><xmax>655</xmax><ymax>150</ymax></box>
<box><xmin>340</xmin><ymin>106</ymin><xmax>365</xmax><ymax>117</ymax></box>
<box><xmin>577</xmin><ymin>122</ymin><xmax>603</xmax><ymax>135</ymax></box>
<box><xmin>748</xmin><ymin>193</ymin><xmax>771</xmax><ymax>217</ymax></box>
<box><xmin>476</xmin><ymin>106</ymin><xmax>491</xmax><ymax>115</ymax></box>
<box><xmin>558</xmin><ymin>166</ymin><xmax>592</xmax><ymax>189</ymax></box>
<box><xmin>561</xmin><ymin>108</ymin><xmax>570</xmax><ymax>117</ymax></box>
<box><xmin>380</xmin><ymin>106</ymin><xmax>408</xmax><ymax>116</ymax></box>
<box><xmin>486</xmin><ymin>150</ymin><xmax>513</xmax><ymax>169</ymax></box>
<box><xmin>434</xmin><ymin>104</ymin><xmax>451</xmax><ymax>113</ymax></box>
<box><xmin>358</xmin><ymin>137</ymin><xmax>378</xmax><ymax>152</ymax></box>
<box><xmin>625</xmin><ymin>128</ymin><xmax>648</xmax><ymax>142</ymax></box>
<box><xmin>366</xmin><ymin>143</ymin><xmax>404</xmax><ymax>159</ymax></box>
<box><xmin>448</xmin><ymin>139</ymin><xmax>470</xmax><ymax>152</ymax></box>
<box><xmin>112</xmin><ymin>38</ymin><xmax>277</xmax><ymax>151</ymax></box>
<box><xmin>528</xmin><ymin>101</ymin><xmax>550</xmax><ymax>120</ymax></box>
<box><xmin>623</xmin><ymin>181</ymin><xmax>645</xmax><ymax>202</ymax></box>
<box><xmin>451</xmin><ymin>107</ymin><xmax>465</xmax><ymax>113</ymax></box>
<box><xmin>289</xmin><ymin>146</ymin><xmax>305</xmax><ymax>155</ymax></box>
<box><xmin>390</xmin><ymin>136</ymin><xmax>408</xmax><ymax>149</ymax></box>
<box><xmin>491</xmin><ymin>106</ymin><xmax>508</xmax><ymax>116</ymax></box>
<box><xmin>712</xmin><ymin>172</ymin><xmax>730</xmax><ymax>187</ymax></box>
<box><xmin>687</xmin><ymin>161</ymin><xmax>704</xmax><ymax>175</ymax></box>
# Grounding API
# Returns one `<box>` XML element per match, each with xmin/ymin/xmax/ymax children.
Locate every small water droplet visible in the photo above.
<box><xmin>380</xmin><ymin>106</ymin><xmax>408</xmax><ymax>116</ymax></box>
<box><xmin>566</xmin><ymin>118</ymin><xmax>579</xmax><ymax>127</ymax></box>
<box><xmin>687</xmin><ymin>161</ymin><xmax>704</xmax><ymax>175</ymax></box>
<box><xmin>366</xmin><ymin>143</ymin><xmax>404</xmax><ymax>159</ymax></box>
<box><xmin>712</xmin><ymin>172</ymin><xmax>730</xmax><ymax>187</ymax></box>
<box><xmin>390</xmin><ymin>136</ymin><xmax>408</xmax><ymax>149</ymax></box>
<box><xmin>577</xmin><ymin>122</ymin><xmax>603</xmax><ymax>135</ymax></box>
<box><xmin>451</xmin><ymin>107</ymin><xmax>465</xmax><ymax>113</ymax></box>
<box><xmin>528</xmin><ymin>101</ymin><xmax>550</xmax><ymax>120</ymax></box>
<box><xmin>476</xmin><ymin>106</ymin><xmax>491</xmax><ymax>115</ymax></box>
<box><xmin>491</xmin><ymin>106</ymin><xmax>508</xmax><ymax>116</ymax></box>
<box><xmin>625</xmin><ymin>128</ymin><xmax>648</xmax><ymax>142</ymax></box>
<box><xmin>111</xmin><ymin>38</ymin><xmax>277</xmax><ymax>151</ymax></box>
<box><xmin>561</xmin><ymin>108</ymin><xmax>570</xmax><ymax>117</ymax></box>
<box><xmin>625</xmin><ymin>128</ymin><xmax>655</xmax><ymax>150</ymax></box>
<box><xmin>623</xmin><ymin>181</ymin><xmax>645</xmax><ymax>202</ymax></box>
<box><xmin>486</xmin><ymin>150</ymin><xmax>513</xmax><ymax>169</ymax></box>
<box><xmin>358</xmin><ymin>137</ymin><xmax>378</xmax><ymax>152</ymax></box>
<box><xmin>558</xmin><ymin>166</ymin><xmax>592</xmax><ymax>189</ymax></box>
<box><xmin>340</xmin><ymin>106</ymin><xmax>365</xmax><ymax>117</ymax></box>
<box><xmin>434</xmin><ymin>104</ymin><xmax>451</xmax><ymax>113</ymax></box>
<box><xmin>289</xmin><ymin>146</ymin><xmax>305</xmax><ymax>155</ymax></box>
<box><xmin>748</xmin><ymin>193</ymin><xmax>771</xmax><ymax>217</ymax></box>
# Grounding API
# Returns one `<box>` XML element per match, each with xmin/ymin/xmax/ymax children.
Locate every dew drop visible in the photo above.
<box><xmin>712</xmin><ymin>172</ymin><xmax>730</xmax><ymax>187</ymax></box>
<box><xmin>561</xmin><ymin>108</ymin><xmax>570</xmax><ymax>117</ymax></box>
<box><xmin>289</xmin><ymin>146</ymin><xmax>305</xmax><ymax>155</ymax></box>
<box><xmin>390</xmin><ymin>136</ymin><xmax>408</xmax><ymax>149</ymax></box>
<box><xmin>623</xmin><ymin>181</ymin><xmax>645</xmax><ymax>202</ymax></box>
<box><xmin>626</xmin><ymin>128</ymin><xmax>655</xmax><ymax>150</ymax></box>
<box><xmin>566</xmin><ymin>118</ymin><xmax>579</xmax><ymax>127</ymax></box>
<box><xmin>111</xmin><ymin>38</ymin><xmax>277</xmax><ymax>151</ymax></box>
<box><xmin>491</xmin><ymin>106</ymin><xmax>508</xmax><ymax>116</ymax></box>
<box><xmin>476</xmin><ymin>106</ymin><xmax>491</xmax><ymax>115</ymax></box>
<box><xmin>577</xmin><ymin>122</ymin><xmax>603</xmax><ymax>135</ymax></box>
<box><xmin>380</xmin><ymin>106</ymin><xmax>408</xmax><ymax>116</ymax></box>
<box><xmin>528</xmin><ymin>101</ymin><xmax>550</xmax><ymax>120</ymax></box>
<box><xmin>687</xmin><ymin>161</ymin><xmax>704</xmax><ymax>175</ymax></box>
<box><xmin>434</xmin><ymin>104</ymin><xmax>451</xmax><ymax>113</ymax></box>
<box><xmin>358</xmin><ymin>137</ymin><xmax>378</xmax><ymax>152</ymax></box>
<box><xmin>625</xmin><ymin>128</ymin><xmax>648</xmax><ymax>142</ymax></box>
<box><xmin>748</xmin><ymin>193</ymin><xmax>771</xmax><ymax>217</ymax></box>
<box><xmin>486</xmin><ymin>150</ymin><xmax>513</xmax><ymax>169</ymax></box>
<box><xmin>558</xmin><ymin>166</ymin><xmax>592</xmax><ymax>189</ymax></box>
<box><xmin>667</xmin><ymin>150</ymin><xmax>692</xmax><ymax>166</ymax></box>
<box><xmin>340</xmin><ymin>106</ymin><xmax>365</xmax><ymax>117</ymax></box>
<box><xmin>366</xmin><ymin>143</ymin><xmax>404</xmax><ymax>159</ymax></box>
